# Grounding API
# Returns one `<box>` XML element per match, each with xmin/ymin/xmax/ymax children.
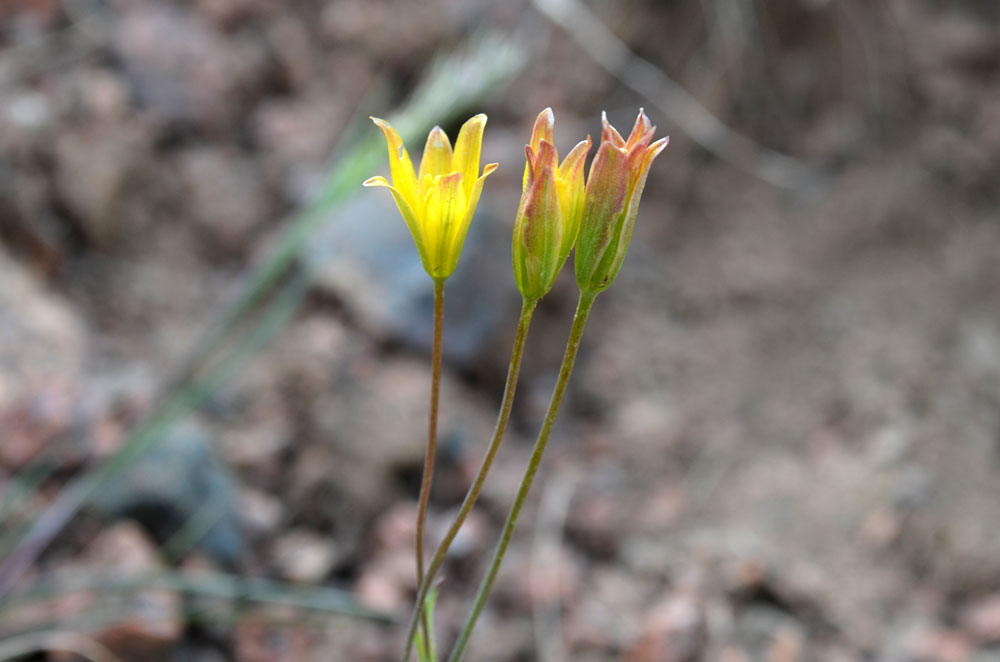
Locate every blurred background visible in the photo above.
<box><xmin>1</xmin><ymin>0</ymin><xmax>1000</xmax><ymax>660</ymax></box>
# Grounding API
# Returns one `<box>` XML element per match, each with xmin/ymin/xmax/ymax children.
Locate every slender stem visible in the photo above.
<box><xmin>448</xmin><ymin>291</ymin><xmax>597</xmax><ymax>662</ymax></box>
<box><xmin>402</xmin><ymin>297</ymin><xmax>538</xmax><ymax>660</ymax></box>
<box><xmin>415</xmin><ymin>277</ymin><xmax>445</xmax><ymax>659</ymax></box>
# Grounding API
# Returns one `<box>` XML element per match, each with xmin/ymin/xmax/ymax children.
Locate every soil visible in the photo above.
<box><xmin>2</xmin><ymin>0</ymin><xmax>1000</xmax><ymax>660</ymax></box>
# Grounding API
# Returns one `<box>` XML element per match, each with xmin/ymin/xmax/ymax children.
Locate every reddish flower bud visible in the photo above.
<box><xmin>574</xmin><ymin>109</ymin><xmax>668</xmax><ymax>294</ymax></box>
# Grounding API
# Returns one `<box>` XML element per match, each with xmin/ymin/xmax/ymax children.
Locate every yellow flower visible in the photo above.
<box><xmin>512</xmin><ymin>108</ymin><xmax>591</xmax><ymax>301</ymax></box>
<box><xmin>364</xmin><ymin>114</ymin><xmax>499</xmax><ymax>281</ymax></box>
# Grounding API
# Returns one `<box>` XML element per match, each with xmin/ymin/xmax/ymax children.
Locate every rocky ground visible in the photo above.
<box><xmin>2</xmin><ymin>0</ymin><xmax>1000</xmax><ymax>660</ymax></box>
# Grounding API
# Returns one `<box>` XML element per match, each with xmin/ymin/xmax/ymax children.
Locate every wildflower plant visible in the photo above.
<box><xmin>365</xmin><ymin>114</ymin><xmax>496</xmax><ymax>658</ymax></box>
<box><xmin>366</xmin><ymin>108</ymin><xmax>667</xmax><ymax>662</ymax></box>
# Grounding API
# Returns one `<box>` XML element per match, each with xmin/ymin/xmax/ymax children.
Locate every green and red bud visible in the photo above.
<box><xmin>574</xmin><ymin>109</ymin><xmax>668</xmax><ymax>295</ymax></box>
<box><xmin>513</xmin><ymin>108</ymin><xmax>591</xmax><ymax>301</ymax></box>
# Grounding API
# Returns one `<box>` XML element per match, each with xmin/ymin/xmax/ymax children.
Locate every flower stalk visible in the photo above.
<box><xmin>447</xmin><ymin>109</ymin><xmax>667</xmax><ymax>661</ymax></box>
<box><xmin>448</xmin><ymin>290</ymin><xmax>597</xmax><ymax>662</ymax></box>
<box><xmin>414</xmin><ymin>277</ymin><xmax>445</xmax><ymax>659</ymax></box>
<box><xmin>402</xmin><ymin>296</ymin><xmax>538</xmax><ymax>660</ymax></box>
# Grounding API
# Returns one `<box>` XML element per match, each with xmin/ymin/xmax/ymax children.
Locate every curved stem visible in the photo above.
<box><xmin>415</xmin><ymin>277</ymin><xmax>445</xmax><ymax>659</ymax></box>
<box><xmin>448</xmin><ymin>291</ymin><xmax>597</xmax><ymax>662</ymax></box>
<box><xmin>402</xmin><ymin>297</ymin><xmax>538</xmax><ymax>660</ymax></box>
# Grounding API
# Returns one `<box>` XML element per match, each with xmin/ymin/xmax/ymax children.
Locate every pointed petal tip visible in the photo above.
<box><xmin>627</xmin><ymin>109</ymin><xmax>654</xmax><ymax>147</ymax></box>
<box><xmin>600</xmin><ymin>111</ymin><xmax>626</xmax><ymax>148</ymax></box>
<box><xmin>559</xmin><ymin>135</ymin><xmax>592</xmax><ymax>177</ymax></box>
<box><xmin>529</xmin><ymin>108</ymin><xmax>555</xmax><ymax>150</ymax></box>
<box><xmin>363</xmin><ymin>175</ymin><xmax>390</xmax><ymax>187</ymax></box>
<box><xmin>464</xmin><ymin>113</ymin><xmax>488</xmax><ymax>128</ymax></box>
<box><xmin>600</xmin><ymin>111</ymin><xmax>611</xmax><ymax>133</ymax></box>
<box><xmin>371</xmin><ymin>117</ymin><xmax>404</xmax><ymax>146</ymax></box>
<box><xmin>426</xmin><ymin>125</ymin><xmax>451</xmax><ymax>147</ymax></box>
<box><xmin>650</xmin><ymin>136</ymin><xmax>670</xmax><ymax>155</ymax></box>
<box><xmin>564</xmin><ymin>135</ymin><xmax>592</xmax><ymax>158</ymax></box>
<box><xmin>482</xmin><ymin>162</ymin><xmax>499</xmax><ymax>176</ymax></box>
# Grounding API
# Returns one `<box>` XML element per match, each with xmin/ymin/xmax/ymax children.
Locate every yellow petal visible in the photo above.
<box><xmin>362</xmin><ymin>175</ymin><xmax>389</xmax><ymax>187</ymax></box>
<box><xmin>419</xmin><ymin>126</ymin><xmax>454</xmax><ymax>182</ymax></box>
<box><xmin>452</xmin><ymin>114</ymin><xmax>487</xmax><ymax>200</ymax></box>
<box><xmin>371</xmin><ymin>117</ymin><xmax>419</xmax><ymax>208</ymax></box>
<box><xmin>556</xmin><ymin>137</ymin><xmax>591</xmax><ymax>257</ymax></box>
<box><xmin>423</xmin><ymin>172</ymin><xmax>466</xmax><ymax>278</ymax></box>
<box><xmin>445</xmin><ymin>162</ymin><xmax>496</xmax><ymax>276</ymax></box>
<box><xmin>558</xmin><ymin>136</ymin><xmax>591</xmax><ymax>181</ymax></box>
<box><xmin>363</xmin><ymin>176</ymin><xmax>432</xmax><ymax>272</ymax></box>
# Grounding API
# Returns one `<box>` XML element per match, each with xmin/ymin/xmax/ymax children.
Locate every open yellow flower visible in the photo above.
<box><xmin>364</xmin><ymin>114</ymin><xmax>499</xmax><ymax>281</ymax></box>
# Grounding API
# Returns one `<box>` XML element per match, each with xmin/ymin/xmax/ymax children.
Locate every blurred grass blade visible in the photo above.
<box><xmin>0</xmin><ymin>457</ymin><xmax>59</xmax><ymax>545</ymax></box>
<box><xmin>0</xmin><ymin>273</ymin><xmax>308</xmax><ymax>599</ymax></box>
<box><xmin>0</xmin><ymin>30</ymin><xmax>526</xmax><ymax>601</ymax></box>
<box><xmin>0</xmin><ymin>569</ymin><xmax>395</xmax><ymax>624</ymax></box>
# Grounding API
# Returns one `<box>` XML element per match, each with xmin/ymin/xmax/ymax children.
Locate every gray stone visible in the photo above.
<box><xmin>94</xmin><ymin>421</ymin><xmax>245</xmax><ymax>567</ymax></box>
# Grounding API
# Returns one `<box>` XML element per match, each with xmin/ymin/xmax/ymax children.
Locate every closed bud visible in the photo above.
<box><xmin>574</xmin><ymin>109</ymin><xmax>668</xmax><ymax>294</ymax></box>
<box><xmin>513</xmin><ymin>108</ymin><xmax>591</xmax><ymax>301</ymax></box>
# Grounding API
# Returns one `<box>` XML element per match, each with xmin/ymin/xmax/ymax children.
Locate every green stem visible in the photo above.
<box><xmin>448</xmin><ymin>291</ymin><xmax>597</xmax><ymax>662</ymax></box>
<box><xmin>402</xmin><ymin>297</ymin><xmax>538</xmax><ymax>660</ymax></box>
<box><xmin>415</xmin><ymin>277</ymin><xmax>445</xmax><ymax>659</ymax></box>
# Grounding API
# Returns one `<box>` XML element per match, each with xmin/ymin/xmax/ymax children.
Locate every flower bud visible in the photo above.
<box><xmin>513</xmin><ymin>108</ymin><xmax>591</xmax><ymax>301</ymax></box>
<box><xmin>574</xmin><ymin>109</ymin><xmax>668</xmax><ymax>294</ymax></box>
